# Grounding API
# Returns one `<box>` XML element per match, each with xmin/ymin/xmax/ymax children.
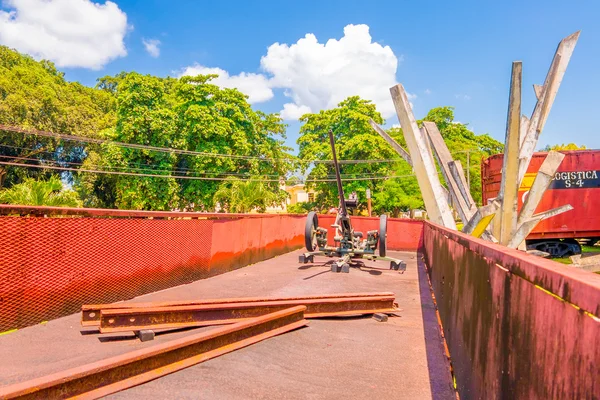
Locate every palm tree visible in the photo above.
<box><xmin>213</xmin><ymin>177</ymin><xmax>286</xmax><ymax>213</ymax></box>
<box><xmin>0</xmin><ymin>176</ymin><xmax>82</xmax><ymax>207</ymax></box>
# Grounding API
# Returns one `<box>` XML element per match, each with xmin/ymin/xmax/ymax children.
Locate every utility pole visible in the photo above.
<box><xmin>366</xmin><ymin>188</ymin><xmax>372</xmax><ymax>217</ymax></box>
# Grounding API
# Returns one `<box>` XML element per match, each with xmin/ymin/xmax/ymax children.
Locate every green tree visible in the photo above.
<box><xmin>297</xmin><ymin>96</ymin><xmax>398</xmax><ymax>210</ymax></box>
<box><xmin>286</xmin><ymin>201</ymin><xmax>318</xmax><ymax>214</ymax></box>
<box><xmin>0</xmin><ymin>46</ymin><xmax>115</xmax><ymax>188</ymax></box>
<box><xmin>77</xmin><ymin>72</ymin><xmax>293</xmax><ymax>210</ymax></box>
<box><xmin>373</xmin><ymin>163</ymin><xmax>423</xmax><ymax>217</ymax></box>
<box><xmin>213</xmin><ymin>177</ymin><xmax>288</xmax><ymax>213</ymax></box>
<box><xmin>543</xmin><ymin>143</ymin><xmax>586</xmax><ymax>151</ymax></box>
<box><xmin>0</xmin><ymin>176</ymin><xmax>81</xmax><ymax>207</ymax></box>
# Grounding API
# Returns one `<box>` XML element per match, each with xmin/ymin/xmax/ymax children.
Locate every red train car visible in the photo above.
<box><xmin>481</xmin><ymin>150</ymin><xmax>600</xmax><ymax>256</ymax></box>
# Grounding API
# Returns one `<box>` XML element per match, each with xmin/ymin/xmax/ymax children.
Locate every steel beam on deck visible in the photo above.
<box><xmin>82</xmin><ymin>292</ymin><xmax>395</xmax><ymax>326</ymax></box>
<box><xmin>0</xmin><ymin>307</ymin><xmax>307</xmax><ymax>400</ymax></box>
<box><xmin>98</xmin><ymin>295</ymin><xmax>397</xmax><ymax>333</ymax></box>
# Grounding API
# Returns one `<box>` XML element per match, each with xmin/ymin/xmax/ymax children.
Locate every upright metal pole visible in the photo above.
<box><xmin>328</xmin><ymin>130</ymin><xmax>347</xmax><ymax>217</ymax></box>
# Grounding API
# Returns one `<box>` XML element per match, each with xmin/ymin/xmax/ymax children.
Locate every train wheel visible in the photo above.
<box><xmin>305</xmin><ymin>211</ymin><xmax>319</xmax><ymax>252</ymax></box>
<box><xmin>379</xmin><ymin>214</ymin><xmax>387</xmax><ymax>257</ymax></box>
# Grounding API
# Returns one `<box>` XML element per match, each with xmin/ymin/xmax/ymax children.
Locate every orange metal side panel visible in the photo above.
<box><xmin>0</xmin><ymin>214</ymin><xmax>305</xmax><ymax>332</ymax></box>
<box><xmin>0</xmin><ymin>217</ymin><xmax>212</xmax><ymax>331</ymax></box>
<box><xmin>209</xmin><ymin>216</ymin><xmax>304</xmax><ymax>275</ymax></box>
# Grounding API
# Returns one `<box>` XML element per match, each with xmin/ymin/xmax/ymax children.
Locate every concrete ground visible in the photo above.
<box><xmin>0</xmin><ymin>250</ymin><xmax>455</xmax><ymax>399</ymax></box>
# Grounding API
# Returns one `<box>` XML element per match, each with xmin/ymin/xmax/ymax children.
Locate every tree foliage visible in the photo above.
<box><xmin>213</xmin><ymin>177</ymin><xmax>287</xmax><ymax>213</ymax></box>
<box><xmin>296</xmin><ymin>103</ymin><xmax>503</xmax><ymax>216</ymax></box>
<box><xmin>287</xmin><ymin>201</ymin><xmax>317</xmax><ymax>214</ymax></box>
<box><xmin>0</xmin><ymin>176</ymin><xmax>81</xmax><ymax>207</ymax></box>
<box><xmin>76</xmin><ymin>72</ymin><xmax>293</xmax><ymax>210</ymax></box>
<box><xmin>384</xmin><ymin>106</ymin><xmax>503</xmax><ymax>207</ymax></box>
<box><xmin>373</xmin><ymin>163</ymin><xmax>423</xmax><ymax>217</ymax></box>
<box><xmin>543</xmin><ymin>143</ymin><xmax>586</xmax><ymax>151</ymax></box>
<box><xmin>297</xmin><ymin>96</ymin><xmax>398</xmax><ymax>211</ymax></box>
<box><xmin>0</xmin><ymin>46</ymin><xmax>115</xmax><ymax>187</ymax></box>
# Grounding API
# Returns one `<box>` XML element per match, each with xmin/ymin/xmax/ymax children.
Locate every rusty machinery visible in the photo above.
<box><xmin>299</xmin><ymin>130</ymin><xmax>406</xmax><ymax>273</ymax></box>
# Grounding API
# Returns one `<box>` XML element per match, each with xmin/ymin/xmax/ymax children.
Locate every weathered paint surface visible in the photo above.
<box><xmin>423</xmin><ymin>221</ymin><xmax>600</xmax><ymax>399</ymax></box>
<box><xmin>482</xmin><ymin>150</ymin><xmax>600</xmax><ymax>239</ymax></box>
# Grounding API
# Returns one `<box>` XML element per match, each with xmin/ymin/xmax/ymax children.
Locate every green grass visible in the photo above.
<box><xmin>580</xmin><ymin>244</ymin><xmax>600</xmax><ymax>253</ymax></box>
<box><xmin>551</xmin><ymin>257</ymin><xmax>572</xmax><ymax>264</ymax></box>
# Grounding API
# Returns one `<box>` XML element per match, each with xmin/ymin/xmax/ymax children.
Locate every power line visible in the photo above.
<box><xmin>0</xmin><ymin>161</ymin><xmax>415</xmax><ymax>182</ymax></box>
<box><xmin>0</xmin><ymin>124</ymin><xmax>296</xmax><ymax>163</ymax></box>
<box><xmin>0</xmin><ymin>124</ymin><xmax>410</xmax><ymax>165</ymax></box>
<box><xmin>0</xmin><ymin>152</ymin><xmax>399</xmax><ymax>179</ymax></box>
<box><xmin>0</xmin><ymin>152</ymin><xmax>284</xmax><ymax>178</ymax></box>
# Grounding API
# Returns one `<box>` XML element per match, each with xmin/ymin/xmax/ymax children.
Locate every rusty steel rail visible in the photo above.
<box><xmin>82</xmin><ymin>291</ymin><xmax>395</xmax><ymax>326</ymax></box>
<box><xmin>98</xmin><ymin>295</ymin><xmax>397</xmax><ymax>333</ymax></box>
<box><xmin>0</xmin><ymin>307</ymin><xmax>307</xmax><ymax>399</ymax></box>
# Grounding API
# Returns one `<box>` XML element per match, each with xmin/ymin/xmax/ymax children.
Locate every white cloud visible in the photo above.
<box><xmin>176</xmin><ymin>24</ymin><xmax>414</xmax><ymax>118</ymax></box>
<box><xmin>261</xmin><ymin>24</ymin><xmax>402</xmax><ymax>119</ymax></box>
<box><xmin>424</xmin><ymin>88</ymin><xmax>432</xmax><ymax>95</ymax></box>
<box><xmin>0</xmin><ymin>0</ymin><xmax>128</xmax><ymax>69</ymax></box>
<box><xmin>455</xmin><ymin>94</ymin><xmax>471</xmax><ymax>101</ymax></box>
<box><xmin>280</xmin><ymin>103</ymin><xmax>312</xmax><ymax>120</ymax></box>
<box><xmin>177</xmin><ymin>64</ymin><xmax>274</xmax><ymax>104</ymax></box>
<box><xmin>142</xmin><ymin>38</ymin><xmax>160</xmax><ymax>58</ymax></box>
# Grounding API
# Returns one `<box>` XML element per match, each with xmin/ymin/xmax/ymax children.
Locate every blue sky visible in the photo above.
<box><xmin>1</xmin><ymin>0</ymin><xmax>598</xmax><ymax>152</ymax></box>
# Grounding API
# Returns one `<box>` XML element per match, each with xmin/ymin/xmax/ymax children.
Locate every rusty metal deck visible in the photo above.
<box><xmin>0</xmin><ymin>250</ymin><xmax>454</xmax><ymax>399</ymax></box>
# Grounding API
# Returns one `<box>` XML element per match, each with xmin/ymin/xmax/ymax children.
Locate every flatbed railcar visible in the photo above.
<box><xmin>481</xmin><ymin>150</ymin><xmax>600</xmax><ymax>256</ymax></box>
